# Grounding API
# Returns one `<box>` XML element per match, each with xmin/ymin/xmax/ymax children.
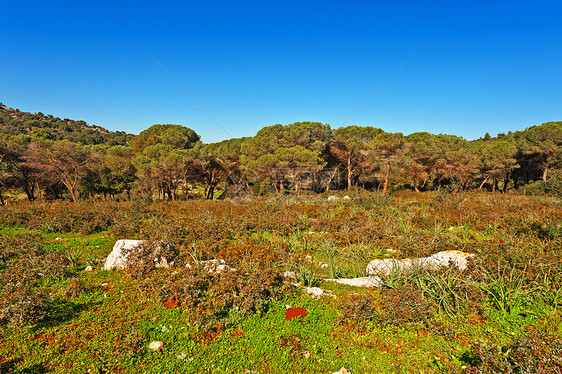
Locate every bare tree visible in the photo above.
<box><xmin>25</xmin><ymin>142</ymin><xmax>91</xmax><ymax>202</ymax></box>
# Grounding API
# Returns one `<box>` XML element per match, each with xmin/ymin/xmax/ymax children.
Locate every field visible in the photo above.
<box><xmin>0</xmin><ymin>191</ymin><xmax>561</xmax><ymax>373</ymax></box>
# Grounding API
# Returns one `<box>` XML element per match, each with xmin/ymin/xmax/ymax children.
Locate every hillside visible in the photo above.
<box><xmin>0</xmin><ymin>103</ymin><xmax>134</xmax><ymax>146</ymax></box>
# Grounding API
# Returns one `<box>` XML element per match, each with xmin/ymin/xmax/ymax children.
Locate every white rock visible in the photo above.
<box><xmin>343</xmin><ymin>196</ymin><xmax>351</xmax><ymax>200</ymax></box>
<box><xmin>55</xmin><ymin>237</ymin><xmax>63</xmax><ymax>241</ymax></box>
<box><xmin>201</xmin><ymin>259</ymin><xmax>235</xmax><ymax>273</ymax></box>
<box><xmin>325</xmin><ymin>276</ymin><xmax>384</xmax><ymax>288</ymax></box>
<box><xmin>365</xmin><ymin>258</ymin><xmax>413</xmax><ymax>276</ymax></box>
<box><xmin>305</xmin><ymin>287</ymin><xmax>326</xmax><ymax>297</ymax></box>
<box><xmin>186</xmin><ymin>259</ymin><xmax>235</xmax><ymax>273</ymax></box>
<box><xmin>304</xmin><ymin>287</ymin><xmax>332</xmax><ymax>298</ymax></box>
<box><xmin>333</xmin><ymin>368</ymin><xmax>351</xmax><ymax>374</ymax></box>
<box><xmin>320</xmin><ymin>263</ymin><xmax>329</xmax><ymax>269</ymax></box>
<box><xmin>84</xmin><ymin>265</ymin><xmax>94</xmax><ymax>272</ymax></box>
<box><xmin>103</xmin><ymin>240</ymin><xmax>177</xmax><ymax>270</ymax></box>
<box><xmin>425</xmin><ymin>250</ymin><xmax>475</xmax><ymax>271</ymax></box>
<box><xmin>366</xmin><ymin>250</ymin><xmax>475</xmax><ymax>276</ymax></box>
<box><xmin>149</xmin><ymin>341</ymin><xmax>164</xmax><ymax>351</ymax></box>
<box><xmin>282</xmin><ymin>271</ymin><xmax>297</xmax><ymax>278</ymax></box>
<box><xmin>327</xmin><ymin>196</ymin><xmax>339</xmax><ymax>201</ymax></box>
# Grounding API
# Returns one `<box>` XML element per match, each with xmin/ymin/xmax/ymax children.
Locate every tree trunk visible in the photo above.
<box><xmin>347</xmin><ymin>152</ymin><xmax>352</xmax><ymax>189</ymax></box>
<box><xmin>479</xmin><ymin>175</ymin><xmax>489</xmax><ymax>190</ymax></box>
<box><xmin>502</xmin><ymin>176</ymin><xmax>510</xmax><ymax>193</ymax></box>
<box><xmin>543</xmin><ymin>166</ymin><xmax>549</xmax><ymax>182</ymax></box>
<box><xmin>382</xmin><ymin>160</ymin><xmax>391</xmax><ymax>196</ymax></box>
<box><xmin>413</xmin><ymin>176</ymin><xmax>420</xmax><ymax>192</ymax></box>
<box><xmin>69</xmin><ymin>187</ymin><xmax>77</xmax><ymax>202</ymax></box>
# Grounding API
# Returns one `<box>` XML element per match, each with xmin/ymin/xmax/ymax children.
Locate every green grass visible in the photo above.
<box><xmin>1</xmin><ymin>192</ymin><xmax>561</xmax><ymax>373</ymax></box>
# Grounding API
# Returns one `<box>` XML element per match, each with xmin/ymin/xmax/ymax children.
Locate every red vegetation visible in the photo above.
<box><xmin>285</xmin><ymin>307</ymin><xmax>307</xmax><ymax>321</ymax></box>
<box><xmin>163</xmin><ymin>298</ymin><xmax>180</xmax><ymax>309</ymax></box>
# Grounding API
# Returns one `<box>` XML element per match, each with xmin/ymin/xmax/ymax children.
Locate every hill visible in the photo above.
<box><xmin>0</xmin><ymin>103</ymin><xmax>133</xmax><ymax>146</ymax></box>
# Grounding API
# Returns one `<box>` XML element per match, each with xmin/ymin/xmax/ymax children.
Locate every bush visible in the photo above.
<box><xmin>152</xmin><ymin>266</ymin><xmax>290</xmax><ymax>331</ymax></box>
<box><xmin>525</xmin><ymin>170</ymin><xmax>562</xmax><ymax>198</ymax></box>
<box><xmin>462</xmin><ymin>330</ymin><xmax>562</xmax><ymax>373</ymax></box>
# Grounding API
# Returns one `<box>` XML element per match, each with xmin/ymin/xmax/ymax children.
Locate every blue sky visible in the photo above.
<box><xmin>1</xmin><ymin>1</ymin><xmax>561</xmax><ymax>143</ymax></box>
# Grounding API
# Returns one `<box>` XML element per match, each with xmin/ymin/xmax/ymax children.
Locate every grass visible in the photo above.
<box><xmin>0</xmin><ymin>191</ymin><xmax>561</xmax><ymax>373</ymax></box>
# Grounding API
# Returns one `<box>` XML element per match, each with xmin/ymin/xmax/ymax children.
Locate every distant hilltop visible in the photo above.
<box><xmin>0</xmin><ymin>103</ymin><xmax>134</xmax><ymax>146</ymax></box>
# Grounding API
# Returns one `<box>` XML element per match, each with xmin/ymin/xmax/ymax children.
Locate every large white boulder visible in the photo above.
<box><xmin>103</xmin><ymin>239</ymin><xmax>177</xmax><ymax>270</ymax></box>
<box><xmin>366</xmin><ymin>250</ymin><xmax>475</xmax><ymax>276</ymax></box>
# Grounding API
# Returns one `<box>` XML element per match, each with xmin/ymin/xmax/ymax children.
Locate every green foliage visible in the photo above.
<box><xmin>130</xmin><ymin>124</ymin><xmax>200</xmax><ymax>152</ymax></box>
<box><xmin>462</xmin><ymin>330</ymin><xmax>562</xmax><ymax>373</ymax></box>
<box><xmin>0</xmin><ymin>103</ymin><xmax>133</xmax><ymax>145</ymax></box>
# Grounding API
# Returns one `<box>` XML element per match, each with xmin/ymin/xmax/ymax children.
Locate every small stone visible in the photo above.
<box><xmin>343</xmin><ymin>195</ymin><xmax>351</xmax><ymax>200</ymax></box>
<box><xmin>84</xmin><ymin>266</ymin><xmax>94</xmax><ymax>272</ymax></box>
<box><xmin>320</xmin><ymin>263</ymin><xmax>329</xmax><ymax>268</ymax></box>
<box><xmin>55</xmin><ymin>237</ymin><xmax>63</xmax><ymax>241</ymax></box>
<box><xmin>305</xmin><ymin>287</ymin><xmax>325</xmax><ymax>297</ymax></box>
<box><xmin>327</xmin><ymin>196</ymin><xmax>339</xmax><ymax>201</ymax></box>
<box><xmin>333</xmin><ymin>368</ymin><xmax>351</xmax><ymax>374</ymax></box>
<box><xmin>282</xmin><ymin>271</ymin><xmax>297</xmax><ymax>279</ymax></box>
<box><xmin>149</xmin><ymin>341</ymin><xmax>164</xmax><ymax>351</ymax></box>
<box><xmin>303</xmin><ymin>350</ymin><xmax>311</xmax><ymax>359</ymax></box>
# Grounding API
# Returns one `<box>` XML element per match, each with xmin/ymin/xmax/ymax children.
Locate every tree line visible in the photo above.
<box><xmin>0</xmin><ymin>104</ymin><xmax>561</xmax><ymax>202</ymax></box>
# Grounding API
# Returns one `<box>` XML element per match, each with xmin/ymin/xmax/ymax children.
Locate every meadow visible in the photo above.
<box><xmin>0</xmin><ymin>190</ymin><xmax>561</xmax><ymax>373</ymax></box>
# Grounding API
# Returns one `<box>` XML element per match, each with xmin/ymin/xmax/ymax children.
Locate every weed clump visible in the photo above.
<box><xmin>0</xmin><ymin>280</ymin><xmax>48</xmax><ymax>327</ymax></box>
<box><xmin>375</xmin><ymin>284</ymin><xmax>436</xmax><ymax>327</ymax></box>
<box><xmin>0</xmin><ymin>233</ymin><xmax>69</xmax><ymax>326</ymax></box>
<box><xmin>154</xmin><ymin>267</ymin><xmax>289</xmax><ymax>331</ymax></box>
<box><xmin>462</xmin><ymin>330</ymin><xmax>562</xmax><ymax>373</ymax></box>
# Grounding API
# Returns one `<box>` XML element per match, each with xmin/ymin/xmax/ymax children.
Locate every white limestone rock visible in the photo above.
<box><xmin>149</xmin><ymin>341</ymin><xmax>164</xmax><ymax>351</ymax></box>
<box><xmin>333</xmin><ymin>368</ymin><xmax>351</xmax><ymax>374</ymax></box>
<box><xmin>325</xmin><ymin>276</ymin><xmax>384</xmax><ymax>288</ymax></box>
<box><xmin>366</xmin><ymin>250</ymin><xmax>476</xmax><ymax>276</ymax></box>
<box><xmin>305</xmin><ymin>287</ymin><xmax>326</xmax><ymax>298</ymax></box>
<box><xmin>424</xmin><ymin>250</ymin><xmax>475</xmax><ymax>270</ymax></box>
<box><xmin>103</xmin><ymin>239</ymin><xmax>177</xmax><ymax>270</ymax></box>
<box><xmin>282</xmin><ymin>271</ymin><xmax>297</xmax><ymax>279</ymax></box>
<box><xmin>186</xmin><ymin>259</ymin><xmax>235</xmax><ymax>273</ymax></box>
<box><xmin>200</xmin><ymin>259</ymin><xmax>235</xmax><ymax>273</ymax></box>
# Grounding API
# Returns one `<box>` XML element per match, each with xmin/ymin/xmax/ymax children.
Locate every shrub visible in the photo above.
<box><xmin>338</xmin><ymin>294</ymin><xmax>377</xmax><ymax>325</ymax></box>
<box><xmin>375</xmin><ymin>284</ymin><xmax>436</xmax><ymax>327</ymax></box>
<box><xmin>462</xmin><ymin>331</ymin><xmax>562</xmax><ymax>373</ymax></box>
<box><xmin>153</xmin><ymin>267</ymin><xmax>289</xmax><ymax>331</ymax></box>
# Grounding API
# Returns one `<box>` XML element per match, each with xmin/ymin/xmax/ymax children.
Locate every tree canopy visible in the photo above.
<box><xmin>0</xmin><ymin>103</ymin><xmax>560</xmax><ymax>202</ymax></box>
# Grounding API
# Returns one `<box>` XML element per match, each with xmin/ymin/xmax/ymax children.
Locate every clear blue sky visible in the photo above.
<box><xmin>1</xmin><ymin>0</ymin><xmax>561</xmax><ymax>143</ymax></box>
